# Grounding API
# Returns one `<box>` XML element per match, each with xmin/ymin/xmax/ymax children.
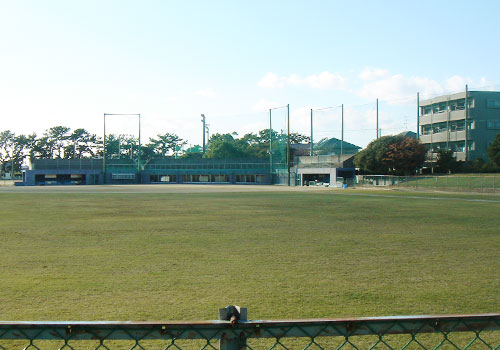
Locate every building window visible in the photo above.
<box><xmin>112</xmin><ymin>173</ymin><xmax>135</xmax><ymax>180</ymax></box>
<box><xmin>487</xmin><ymin>99</ymin><xmax>500</xmax><ymax>108</ymax></box>
<box><xmin>235</xmin><ymin>174</ymin><xmax>263</xmax><ymax>183</ymax></box>
<box><xmin>421</xmin><ymin>125</ymin><xmax>432</xmax><ymax>135</ymax></box>
<box><xmin>487</xmin><ymin>120</ymin><xmax>500</xmax><ymax>129</ymax></box>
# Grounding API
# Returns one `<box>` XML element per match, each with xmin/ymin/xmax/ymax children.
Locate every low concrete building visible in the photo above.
<box><xmin>293</xmin><ymin>154</ymin><xmax>356</xmax><ymax>186</ymax></box>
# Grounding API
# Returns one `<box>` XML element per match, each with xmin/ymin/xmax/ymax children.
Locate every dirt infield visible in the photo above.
<box><xmin>0</xmin><ymin>184</ymin><xmax>327</xmax><ymax>194</ymax></box>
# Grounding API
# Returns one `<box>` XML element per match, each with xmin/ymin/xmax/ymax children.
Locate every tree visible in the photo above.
<box><xmin>11</xmin><ymin>134</ymin><xmax>36</xmax><ymax>174</ymax></box>
<box><xmin>46</xmin><ymin>126</ymin><xmax>71</xmax><ymax>158</ymax></box>
<box><xmin>354</xmin><ymin>135</ymin><xmax>402</xmax><ymax>174</ymax></box>
<box><xmin>64</xmin><ymin>128</ymin><xmax>100</xmax><ymax>159</ymax></box>
<box><xmin>382</xmin><ymin>137</ymin><xmax>427</xmax><ymax>175</ymax></box>
<box><xmin>204</xmin><ymin>133</ymin><xmax>247</xmax><ymax>159</ymax></box>
<box><xmin>181</xmin><ymin>145</ymin><xmax>203</xmax><ymax>159</ymax></box>
<box><xmin>148</xmin><ymin>133</ymin><xmax>186</xmax><ymax>157</ymax></box>
<box><xmin>436</xmin><ymin>149</ymin><xmax>458</xmax><ymax>173</ymax></box>
<box><xmin>289</xmin><ymin>132</ymin><xmax>311</xmax><ymax>144</ymax></box>
<box><xmin>488</xmin><ymin>132</ymin><xmax>500</xmax><ymax>168</ymax></box>
<box><xmin>354</xmin><ymin>136</ymin><xmax>426</xmax><ymax>175</ymax></box>
<box><xmin>0</xmin><ymin>130</ymin><xmax>15</xmax><ymax>177</ymax></box>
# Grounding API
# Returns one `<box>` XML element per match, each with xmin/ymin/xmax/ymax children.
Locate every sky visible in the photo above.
<box><xmin>1</xmin><ymin>0</ymin><xmax>500</xmax><ymax>148</ymax></box>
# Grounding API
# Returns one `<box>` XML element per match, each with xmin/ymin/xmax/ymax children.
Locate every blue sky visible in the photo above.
<box><xmin>1</xmin><ymin>0</ymin><xmax>499</xmax><ymax>148</ymax></box>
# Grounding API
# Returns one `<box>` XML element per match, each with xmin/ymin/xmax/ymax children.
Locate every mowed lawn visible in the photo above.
<box><xmin>0</xmin><ymin>190</ymin><xmax>499</xmax><ymax>321</ymax></box>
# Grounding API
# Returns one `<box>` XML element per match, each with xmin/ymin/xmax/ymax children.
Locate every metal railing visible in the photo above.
<box><xmin>1</xmin><ymin>308</ymin><xmax>499</xmax><ymax>350</ymax></box>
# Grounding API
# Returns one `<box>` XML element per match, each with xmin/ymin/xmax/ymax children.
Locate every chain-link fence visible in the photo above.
<box><xmin>1</xmin><ymin>312</ymin><xmax>499</xmax><ymax>350</ymax></box>
<box><xmin>356</xmin><ymin>175</ymin><xmax>500</xmax><ymax>193</ymax></box>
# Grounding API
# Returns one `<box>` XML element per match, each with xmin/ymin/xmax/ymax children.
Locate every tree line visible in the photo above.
<box><xmin>354</xmin><ymin>133</ymin><xmax>500</xmax><ymax>175</ymax></box>
<box><xmin>0</xmin><ymin>126</ymin><xmax>310</xmax><ymax>176</ymax></box>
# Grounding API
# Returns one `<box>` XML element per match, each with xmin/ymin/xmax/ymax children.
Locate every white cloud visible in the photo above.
<box><xmin>358</xmin><ymin>74</ymin><xmax>444</xmax><ymax>103</ymax></box>
<box><xmin>359</xmin><ymin>68</ymin><xmax>389</xmax><ymax>81</ymax></box>
<box><xmin>194</xmin><ymin>88</ymin><xmax>216</xmax><ymax>98</ymax></box>
<box><xmin>252</xmin><ymin>99</ymin><xmax>282</xmax><ymax>112</ymax></box>
<box><xmin>258</xmin><ymin>71</ymin><xmax>346</xmax><ymax>90</ymax></box>
<box><xmin>445</xmin><ymin>75</ymin><xmax>494</xmax><ymax>92</ymax></box>
<box><xmin>258</xmin><ymin>72</ymin><xmax>287</xmax><ymax>88</ymax></box>
<box><xmin>358</xmin><ymin>73</ymin><xmax>496</xmax><ymax>105</ymax></box>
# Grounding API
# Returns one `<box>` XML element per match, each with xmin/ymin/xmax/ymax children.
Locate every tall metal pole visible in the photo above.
<box><xmin>269</xmin><ymin>109</ymin><xmax>272</xmax><ymax>176</ymax></box>
<box><xmin>464</xmin><ymin>85</ymin><xmax>468</xmax><ymax>164</ymax></box>
<box><xmin>103</xmin><ymin>114</ymin><xmax>106</xmax><ymax>183</ymax></box>
<box><xmin>417</xmin><ymin>93</ymin><xmax>420</xmax><ymax>140</ymax></box>
<box><xmin>376</xmin><ymin>99</ymin><xmax>379</xmax><ymax>139</ymax></box>
<box><xmin>138</xmin><ymin>114</ymin><xmax>141</xmax><ymax>180</ymax></box>
<box><xmin>287</xmin><ymin>104</ymin><xmax>291</xmax><ymax>186</ymax></box>
<box><xmin>310</xmin><ymin>109</ymin><xmax>313</xmax><ymax>156</ymax></box>
<box><xmin>341</xmin><ymin>104</ymin><xmax>344</xmax><ymax>160</ymax></box>
<box><xmin>201</xmin><ymin>114</ymin><xmax>206</xmax><ymax>153</ymax></box>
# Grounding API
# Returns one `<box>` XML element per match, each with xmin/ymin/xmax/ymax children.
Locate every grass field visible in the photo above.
<box><xmin>399</xmin><ymin>175</ymin><xmax>500</xmax><ymax>192</ymax></box>
<box><xmin>0</xmin><ymin>186</ymin><xmax>499</xmax><ymax>322</ymax></box>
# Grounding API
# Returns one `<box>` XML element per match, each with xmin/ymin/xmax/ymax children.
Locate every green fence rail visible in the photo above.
<box><xmin>1</xmin><ymin>309</ymin><xmax>499</xmax><ymax>350</ymax></box>
<box><xmin>356</xmin><ymin>175</ymin><xmax>500</xmax><ymax>193</ymax></box>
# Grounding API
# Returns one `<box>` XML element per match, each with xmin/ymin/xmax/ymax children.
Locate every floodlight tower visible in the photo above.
<box><xmin>201</xmin><ymin>114</ymin><xmax>206</xmax><ymax>153</ymax></box>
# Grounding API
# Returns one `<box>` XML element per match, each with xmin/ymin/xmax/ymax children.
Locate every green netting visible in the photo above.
<box><xmin>269</xmin><ymin>107</ymin><xmax>289</xmax><ymax>177</ymax></box>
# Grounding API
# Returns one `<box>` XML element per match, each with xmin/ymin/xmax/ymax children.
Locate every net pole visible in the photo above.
<box><xmin>103</xmin><ymin>114</ymin><xmax>106</xmax><ymax>183</ymax></box>
<box><xmin>417</xmin><ymin>92</ymin><xmax>420</xmax><ymax>141</ymax></box>
<box><xmin>138</xmin><ymin>114</ymin><xmax>141</xmax><ymax>181</ymax></box>
<box><xmin>269</xmin><ymin>109</ymin><xmax>272</xmax><ymax>177</ymax></box>
<box><xmin>341</xmin><ymin>104</ymin><xmax>344</xmax><ymax>160</ymax></box>
<box><xmin>310</xmin><ymin>108</ymin><xmax>313</xmax><ymax>156</ymax></box>
<box><xmin>465</xmin><ymin>84</ymin><xmax>469</xmax><ymax>164</ymax></box>
<box><xmin>287</xmin><ymin>104</ymin><xmax>290</xmax><ymax>186</ymax></box>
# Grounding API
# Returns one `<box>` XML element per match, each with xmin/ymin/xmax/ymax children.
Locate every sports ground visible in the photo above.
<box><xmin>0</xmin><ymin>185</ymin><xmax>499</xmax><ymax>322</ymax></box>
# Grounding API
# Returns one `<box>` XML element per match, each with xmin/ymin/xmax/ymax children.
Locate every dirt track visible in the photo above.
<box><xmin>0</xmin><ymin>184</ymin><xmax>329</xmax><ymax>194</ymax></box>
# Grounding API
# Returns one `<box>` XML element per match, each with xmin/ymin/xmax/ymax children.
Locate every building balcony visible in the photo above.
<box><xmin>420</xmin><ymin>110</ymin><xmax>466</xmax><ymax>126</ymax></box>
<box><xmin>450</xmin><ymin>109</ymin><xmax>466</xmax><ymax>121</ymax></box>
<box><xmin>427</xmin><ymin>151</ymin><xmax>465</xmax><ymax>162</ymax></box>
<box><xmin>419</xmin><ymin>134</ymin><xmax>432</xmax><ymax>144</ymax></box>
<box><xmin>419</xmin><ymin>114</ymin><xmax>432</xmax><ymax>125</ymax></box>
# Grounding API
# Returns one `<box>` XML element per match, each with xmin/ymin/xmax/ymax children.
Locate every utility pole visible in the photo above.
<box><xmin>376</xmin><ymin>98</ymin><xmax>379</xmax><ymax>139</ymax></box>
<box><xmin>269</xmin><ymin>109</ymin><xmax>272</xmax><ymax>176</ymax></box>
<box><xmin>287</xmin><ymin>104</ymin><xmax>291</xmax><ymax>186</ymax></box>
<box><xmin>310</xmin><ymin>109</ymin><xmax>313</xmax><ymax>156</ymax></box>
<box><xmin>341</xmin><ymin>104</ymin><xmax>344</xmax><ymax>160</ymax></box>
<box><xmin>138</xmin><ymin>114</ymin><xmax>141</xmax><ymax>179</ymax></box>
<box><xmin>464</xmin><ymin>85</ymin><xmax>469</xmax><ymax>164</ymax></box>
<box><xmin>201</xmin><ymin>114</ymin><xmax>206</xmax><ymax>153</ymax></box>
<box><xmin>103</xmin><ymin>114</ymin><xmax>106</xmax><ymax>178</ymax></box>
<box><xmin>417</xmin><ymin>92</ymin><xmax>420</xmax><ymax>140</ymax></box>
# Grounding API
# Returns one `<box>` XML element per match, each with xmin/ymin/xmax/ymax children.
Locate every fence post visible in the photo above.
<box><xmin>219</xmin><ymin>306</ymin><xmax>247</xmax><ymax>350</ymax></box>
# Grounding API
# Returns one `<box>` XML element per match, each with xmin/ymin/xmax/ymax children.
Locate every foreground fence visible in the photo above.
<box><xmin>1</xmin><ymin>308</ymin><xmax>499</xmax><ymax>350</ymax></box>
<box><xmin>356</xmin><ymin>175</ymin><xmax>500</xmax><ymax>193</ymax></box>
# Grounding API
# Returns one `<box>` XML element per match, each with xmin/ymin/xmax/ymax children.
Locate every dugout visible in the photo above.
<box><xmin>23</xmin><ymin>159</ymin><xmax>103</xmax><ymax>185</ymax></box>
<box><xmin>141</xmin><ymin>158</ymin><xmax>271</xmax><ymax>185</ymax></box>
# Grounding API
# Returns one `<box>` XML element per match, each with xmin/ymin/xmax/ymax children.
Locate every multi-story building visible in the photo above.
<box><xmin>419</xmin><ymin>90</ymin><xmax>500</xmax><ymax>162</ymax></box>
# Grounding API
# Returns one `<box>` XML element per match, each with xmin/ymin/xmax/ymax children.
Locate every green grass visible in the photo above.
<box><xmin>0</xmin><ymin>191</ymin><xmax>499</xmax><ymax>321</ymax></box>
<box><xmin>396</xmin><ymin>175</ymin><xmax>500</xmax><ymax>192</ymax></box>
